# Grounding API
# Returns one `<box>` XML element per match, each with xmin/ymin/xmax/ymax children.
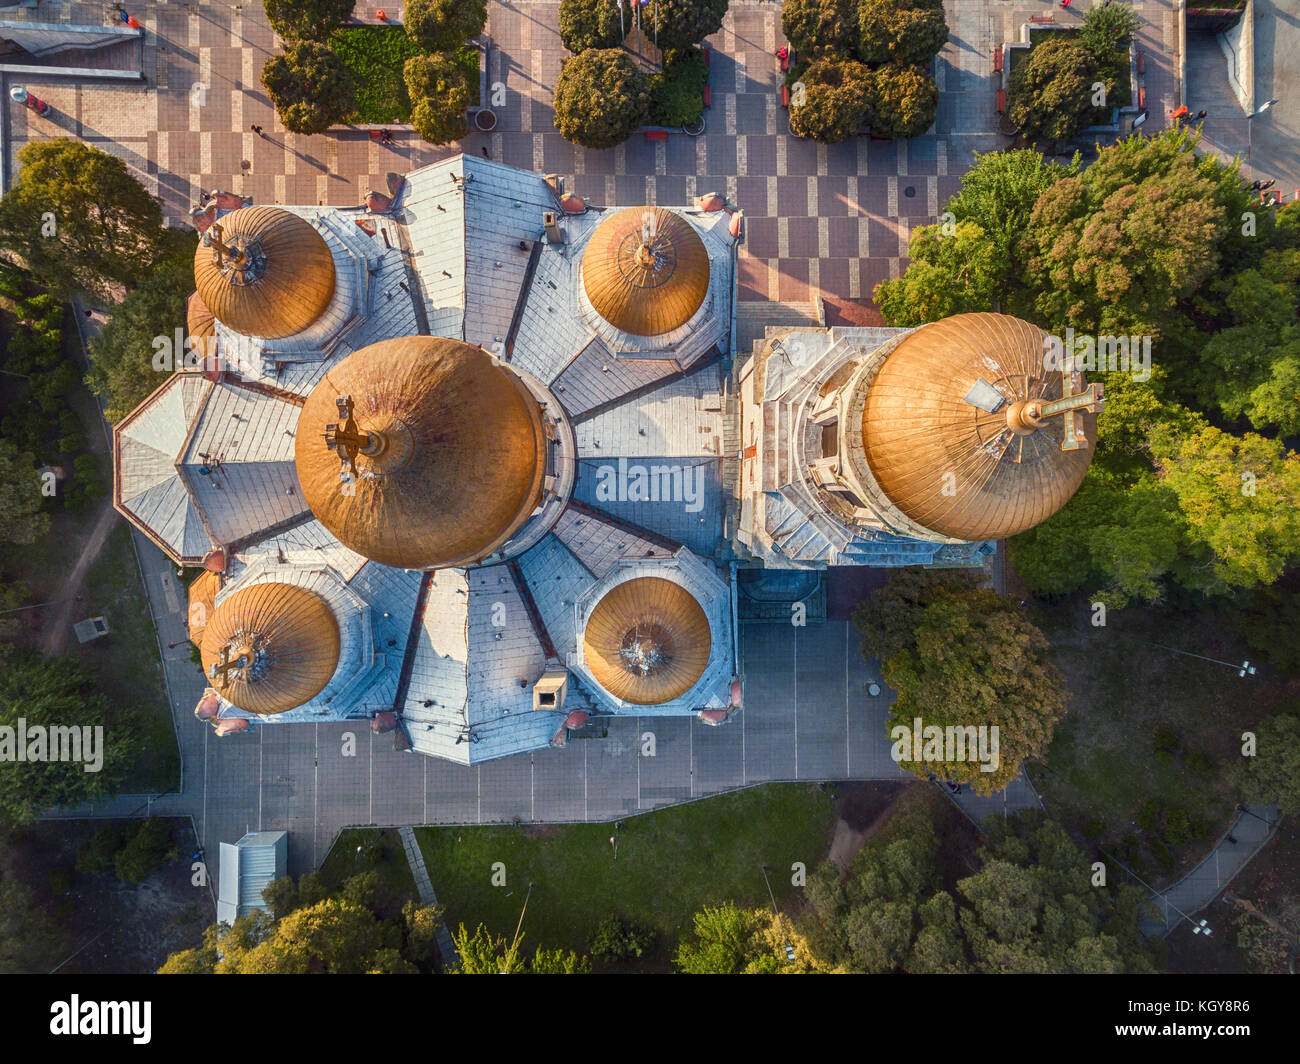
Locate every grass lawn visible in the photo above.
<box><xmin>319</xmin><ymin>827</ymin><xmax>417</xmax><ymax>905</ymax></box>
<box><xmin>415</xmin><ymin>783</ymin><xmax>837</xmax><ymax>970</ymax></box>
<box><xmin>331</xmin><ymin>27</ymin><xmax>480</xmax><ymax>124</ymax></box>
<box><xmin>1029</xmin><ymin>593</ymin><xmax>1293</xmax><ymax>886</ymax></box>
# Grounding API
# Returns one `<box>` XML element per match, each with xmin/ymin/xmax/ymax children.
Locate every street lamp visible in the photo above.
<box><xmin>1143</xmin><ymin>641</ymin><xmax>1256</xmax><ymax>677</ymax></box>
<box><xmin>9</xmin><ymin>85</ymin><xmax>50</xmax><ymax>116</ymax></box>
<box><xmin>760</xmin><ymin>864</ymin><xmax>797</xmax><ymax>963</ymax></box>
<box><xmin>1249</xmin><ymin>98</ymin><xmax>1279</xmax><ymax>118</ymax></box>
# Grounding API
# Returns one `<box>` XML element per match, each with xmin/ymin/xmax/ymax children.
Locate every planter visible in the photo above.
<box><xmin>473</xmin><ymin>108</ymin><xmax>497</xmax><ymax>132</ymax></box>
<box><xmin>682</xmin><ymin>115</ymin><xmax>706</xmax><ymax>136</ymax></box>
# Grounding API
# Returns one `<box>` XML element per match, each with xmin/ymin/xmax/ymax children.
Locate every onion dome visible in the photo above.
<box><xmin>194</xmin><ymin>690</ymin><xmax>221</xmax><ymax>720</ymax></box>
<box><xmin>186</xmin><ymin>291</ymin><xmax>215</xmax><ymax>342</ymax></box>
<box><xmin>564</xmin><ymin>710</ymin><xmax>590</xmax><ymax>729</ymax></box>
<box><xmin>582</xmin><ymin>206</ymin><xmax>709</xmax><ymax>337</ymax></box>
<box><xmin>199</xmin><ymin>583</ymin><xmax>340</xmax><ymax>716</ymax></box>
<box><xmin>583</xmin><ymin>577</ymin><xmax>711</xmax><ymax>705</ymax></box>
<box><xmin>855</xmin><ymin>313</ymin><xmax>1101</xmax><ymax>541</ymax></box>
<box><xmin>295</xmin><ymin>336</ymin><xmax>548</xmax><ymax>569</ymax></box>
<box><xmin>187</xmin><ymin>569</ymin><xmax>220</xmax><ymax>646</ymax></box>
<box><xmin>193</xmin><ymin>206</ymin><xmax>335</xmax><ymax>339</ymax></box>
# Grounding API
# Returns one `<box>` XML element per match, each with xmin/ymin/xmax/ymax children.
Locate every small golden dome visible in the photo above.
<box><xmin>200</xmin><ymin>583</ymin><xmax>340</xmax><ymax>715</ymax></box>
<box><xmin>583</xmin><ymin>577</ymin><xmax>711</xmax><ymax>705</ymax></box>
<box><xmin>856</xmin><ymin>313</ymin><xmax>1098</xmax><ymax>541</ymax></box>
<box><xmin>194</xmin><ymin>206</ymin><xmax>335</xmax><ymax>339</ymax></box>
<box><xmin>295</xmin><ymin>336</ymin><xmax>548</xmax><ymax>570</ymax></box>
<box><xmin>187</xmin><ymin>569</ymin><xmax>220</xmax><ymax>646</ymax></box>
<box><xmin>186</xmin><ymin>290</ymin><xmax>215</xmax><ymax>341</ymax></box>
<box><xmin>582</xmin><ymin>206</ymin><xmax>710</xmax><ymax>337</ymax></box>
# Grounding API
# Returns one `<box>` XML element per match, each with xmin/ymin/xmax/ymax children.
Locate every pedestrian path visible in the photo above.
<box><xmin>399</xmin><ymin>825</ymin><xmax>459</xmax><ymax>970</ymax></box>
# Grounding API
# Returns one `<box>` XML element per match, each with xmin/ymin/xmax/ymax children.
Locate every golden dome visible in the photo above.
<box><xmin>194</xmin><ymin>206</ymin><xmax>335</xmax><ymax>339</ymax></box>
<box><xmin>186</xmin><ymin>291</ymin><xmax>215</xmax><ymax>341</ymax></box>
<box><xmin>583</xmin><ymin>577</ymin><xmax>711</xmax><ymax>705</ymax></box>
<box><xmin>199</xmin><ymin>583</ymin><xmax>340</xmax><ymax>715</ymax></box>
<box><xmin>295</xmin><ymin>336</ymin><xmax>548</xmax><ymax>569</ymax></box>
<box><xmin>187</xmin><ymin>569</ymin><xmax>220</xmax><ymax>646</ymax></box>
<box><xmin>856</xmin><ymin>313</ymin><xmax>1099</xmax><ymax>541</ymax></box>
<box><xmin>582</xmin><ymin>206</ymin><xmax>710</xmax><ymax>337</ymax></box>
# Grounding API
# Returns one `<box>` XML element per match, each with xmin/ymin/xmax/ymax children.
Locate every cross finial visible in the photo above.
<box><xmin>323</xmin><ymin>393</ymin><xmax>371</xmax><ymax>478</ymax></box>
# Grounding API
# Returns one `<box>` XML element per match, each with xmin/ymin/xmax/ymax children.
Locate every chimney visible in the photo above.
<box><xmin>544</xmin><ymin>173</ymin><xmax>565</xmax><ymax>197</ymax></box>
<box><xmin>543</xmin><ymin>211</ymin><xmax>564</xmax><ymax>245</ymax></box>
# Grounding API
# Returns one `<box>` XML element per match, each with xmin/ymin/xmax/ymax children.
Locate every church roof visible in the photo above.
<box><xmin>856</xmin><ymin>313</ymin><xmax>1097</xmax><ymax>541</ymax></box>
<box><xmin>294</xmin><ymin>336</ymin><xmax>548</xmax><ymax>570</ymax></box>
<box><xmin>194</xmin><ymin>206</ymin><xmax>336</xmax><ymax>339</ymax></box>
<box><xmin>582</xmin><ymin>576</ymin><xmax>712</xmax><ymax>705</ymax></box>
<box><xmin>200</xmin><ymin>582</ymin><xmax>341</xmax><ymax>715</ymax></box>
<box><xmin>581</xmin><ymin>207</ymin><xmax>710</xmax><ymax>338</ymax></box>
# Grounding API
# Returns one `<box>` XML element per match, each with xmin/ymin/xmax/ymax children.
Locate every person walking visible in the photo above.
<box><xmin>1195</xmin><ymin>109</ymin><xmax>1208</xmax><ymax>120</ymax></box>
<box><xmin>380</xmin><ymin>128</ymin><xmax>394</xmax><ymax>144</ymax></box>
<box><xmin>1260</xmin><ymin>178</ymin><xmax>1276</xmax><ymax>190</ymax></box>
<box><xmin>250</xmin><ymin>123</ymin><xmax>264</xmax><ymax>137</ymax></box>
<box><xmin>480</xmin><ymin>145</ymin><xmax>489</xmax><ymax>158</ymax></box>
<box><xmin>1060</xmin><ymin>0</ymin><xmax>1072</xmax><ymax>8</ymax></box>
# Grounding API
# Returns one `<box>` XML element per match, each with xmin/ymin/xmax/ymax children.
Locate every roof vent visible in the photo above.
<box><xmin>543</xmin><ymin>211</ymin><xmax>564</xmax><ymax>245</ymax></box>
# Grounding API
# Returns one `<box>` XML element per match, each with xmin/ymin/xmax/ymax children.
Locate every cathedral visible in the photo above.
<box><xmin>113</xmin><ymin>155</ymin><xmax>1100</xmax><ymax>765</ymax></box>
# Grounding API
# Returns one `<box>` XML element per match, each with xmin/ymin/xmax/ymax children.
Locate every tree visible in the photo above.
<box><xmin>85</xmin><ymin>232</ymin><xmax>196</xmax><ymax>424</ymax></box>
<box><xmin>403</xmin><ymin>0</ymin><xmax>488</xmax><ymax>53</ymax></box>
<box><xmin>588</xmin><ymin>914</ymin><xmax>655</xmax><ymax>962</ymax></box>
<box><xmin>0</xmin><ymin>140</ymin><xmax>164</xmax><ymax>301</ymax></box>
<box><xmin>0</xmin><ymin>439</ymin><xmax>49</xmax><ymax>547</ymax></box>
<box><xmin>405</xmin><ymin>54</ymin><xmax>471</xmax><ymax>144</ymax></box>
<box><xmin>650</xmin><ymin>0</ymin><xmax>729</xmax><ymax>52</ymax></box>
<box><xmin>873</xmin><ymin>221</ymin><xmax>1003</xmax><ymax>325</ymax></box>
<box><xmin>261</xmin><ymin>874</ymin><xmax>300</xmax><ymax>920</ymax></box>
<box><xmin>782</xmin><ymin>0</ymin><xmax>861</xmax><ymax>56</ymax></box>
<box><xmin>858</xmin><ymin>0</ymin><xmax>948</xmax><ymax>67</ymax></box>
<box><xmin>674</xmin><ymin>903</ymin><xmax>781</xmax><ymax>973</ymax></box>
<box><xmin>450</xmin><ymin>923</ymin><xmax>527</xmax><ymax>973</ymax></box>
<box><xmin>1079</xmin><ymin>2</ymin><xmax>1142</xmax><ymax>57</ymax></box>
<box><xmin>1229</xmin><ymin>706</ymin><xmax>1300</xmax><ymax>816</ymax></box>
<box><xmin>263</xmin><ymin>0</ymin><xmax>354</xmax><ymax>41</ymax></box>
<box><xmin>1007</xmin><ymin>35</ymin><xmax>1102</xmax><ymax>144</ymax></box>
<box><xmin>0</xmin><ymin>871</ymin><xmax>68</xmax><ymax>973</ymax></box>
<box><xmin>558</xmin><ymin>0</ymin><xmax>623</xmax><ymax>53</ymax></box>
<box><xmin>401</xmin><ymin>899</ymin><xmax>444</xmax><ymax>969</ymax></box>
<box><xmin>958</xmin><ymin>811</ymin><xmax>1157</xmax><ymax>973</ymax></box>
<box><xmin>113</xmin><ymin>817</ymin><xmax>178</xmax><ymax>883</ymax></box>
<box><xmin>231</xmin><ymin>898</ymin><xmax>397</xmax><ymax>974</ymax></box>
<box><xmin>261</xmin><ymin>41</ymin><xmax>356</xmax><ymax>135</ymax></box>
<box><xmin>1152</xmin><ymin>424</ymin><xmax>1300</xmax><ymax>592</ymax></box>
<box><xmin>853</xmin><ymin>571</ymin><xmax>1069</xmax><ymax>793</ymax></box>
<box><xmin>529</xmin><ymin>947</ymin><xmax>592</xmax><ymax>974</ymax></box>
<box><xmin>649</xmin><ymin>47</ymin><xmax>709</xmax><ymax>127</ymax></box>
<box><xmin>789</xmin><ymin>57</ymin><xmax>872</xmax><ymax>143</ymax></box>
<box><xmin>553</xmin><ymin>49</ymin><xmax>651</xmax><ymax>149</ymax></box>
<box><xmin>866</xmin><ymin>62</ymin><xmax>937</xmax><ymax>139</ymax></box>
<box><xmin>0</xmin><ymin>655</ymin><xmax>136</xmax><ymax>825</ymax></box>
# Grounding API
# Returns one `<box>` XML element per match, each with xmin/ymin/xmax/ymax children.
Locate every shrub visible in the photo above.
<box><xmin>405</xmin><ymin>54</ymin><xmax>471</xmax><ymax>144</ymax></box>
<box><xmin>554</xmin><ymin>48</ymin><xmax>651</xmax><ymax>149</ymax></box>
<box><xmin>859</xmin><ymin>0</ymin><xmax>948</xmax><ymax>67</ymax></box>
<box><xmin>1164</xmin><ymin>807</ymin><xmax>1192</xmax><ymax>847</ymax></box>
<box><xmin>650</xmin><ymin>47</ymin><xmax>709</xmax><ymax>127</ymax></box>
<box><xmin>1148</xmin><ymin>836</ymin><xmax>1177</xmax><ymax>873</ymax></box>
<box><xmin>261</xmin><ymin>40</ymin><xmax>356</xmax><ymax>135</ymax></box>
<box><xmin>76</xmin><ymin>823</ymin><xmax>130</xmax><ymax>875</ymax></box>
<box><xmin>650</xmin><ymin>0</ymin><xmax>729</xmax><ymax>52</ymax></box>
<box><xmin>114</xmin><ymin>817</ymin><xmax>178</xmax><ymax>884</ymax></box>
<box><xmin>789</xmin><ymin>57</ymin><xmax>872</xmax><ymax>143</ymax></box>
<box><xmin>559</xmin><ymin>0</ymin><xmax>623</xmax><ymax>53</ymax></box>
<box><xmin>1186</xmin><ymin>749</ymin><xmax>1213</xmax><ymax>774</ymax></box>
<box><xmin>263</xmin><ymin>0</ymin><xmax>354</xmax><ymax>42</ymax></box>
<box><xmin>589</xmin><ymin>914</ymin><xmax>656</xmax><ymax>962</ymax></box>
<box><xmin>1079</xmin><ymin>3</ymin><xmax>1142</xmax><ymax>57</ymax></box>
<box><xmin>1082</xmin><ymin>816</ymin><xmax>1105</xmax><ymax>839</ymax></box>
<box><xmin>1135</xmin><ymin>799</ymin><xmax>1162</xmax><ymax>832</ymax></box>
<box><xmin>1153</xmin><ymin>725</ymin><xmax>1181</xmax><ymax>756</ymax></box>
<box><xmin>1007</xmin><ymin>35</ymin><xmax>1100</xmax><ymax>143</ymax></box>
<box><xmin>783</xmin><ymin>0</ymin><xmax>861</xmax><ymax>56</ymax></box>
<box><xmin>404</xmin><ymin>0</ymin><xmax>487</xmax><ymax>53</ymax></box>
<box><xmin>867</xmin><ymin>62</ymin><xmax>938</xmax><ymax>139</ymax></box>
<box><xmin>330</xmin><ymin>26</ymin><xmax>423</xmax><ymax>124</ymax></box>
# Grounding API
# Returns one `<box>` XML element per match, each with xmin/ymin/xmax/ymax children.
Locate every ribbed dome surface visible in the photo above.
<box><xmin>295</xmin><ymin>336</ymin><xmax>548</xmax><ymax>570</ymax></box>
<box><xmin>582</xmin><ymin>206</ymin><xmax>709</xmax><ymax>337</ymax></box>
<box><xmin>857</xmin><ymin>313</ymin><xmax>1096</xmax><ymax>541</ymax></box>
<box><xmin>194</xmin><ymin>206</ymin><xmax>335</xmax><ymax>339</ymax></box>
<box><xmin>200</xmin><ymin>583</ymin><xmax>340</xmax><ymax>715</ymax></box>
<box><xmin>186</xmin><ymin>290</ymin><xmax>215</xmax><ymax>341</ymax></box>
<box><xmin>583</xmin><ymin>577</ymin><xmax>711</xmax><ymax>705</ymax></box>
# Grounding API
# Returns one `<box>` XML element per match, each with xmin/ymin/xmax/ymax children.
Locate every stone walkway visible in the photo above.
<box><xmin>398</xmin><ymin>825</ymin><xmax>458</xmax><ymax>968</ymax></box>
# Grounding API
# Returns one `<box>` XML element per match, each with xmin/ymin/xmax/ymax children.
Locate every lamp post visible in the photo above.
<box><xmin>9</xmin><ymin>85</ymin><xmax>50</xmax><ymax>116</ymax></box>
<box><xmin>1249</xmin><ymin>98</ymin><xmax>1279</xmax><ymax>118</ymax></box>
<box><xmin>1143</xmin><ymin>641</ymin><xmax>1256</xmax><ymax>677</ymax></box>
<box><xmin>761</xmin><ymin>864</ymin><xmax>797</xmax><ymax>964</ymax></box>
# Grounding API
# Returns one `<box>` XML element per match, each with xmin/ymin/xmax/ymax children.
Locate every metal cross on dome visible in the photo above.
<box><xmin>323</xmin><ymin>394</ymin><xmax>370</xmax><ymax>479</ymax></box>
<box><xmin>965</xmin><ymin>353</ymin><xmax>1104</xmax><ymax>461</ymax></box>
<box><xmin>209</xmin><ymin>642</ymin><xmax>253</xmax><ymax>688</ymax></box>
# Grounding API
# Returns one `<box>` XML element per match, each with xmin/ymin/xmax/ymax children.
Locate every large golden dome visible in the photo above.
<box><xmin>199</xmin><ymin>583</ymin><xmax>340</xmax><ymax>715</ymax></box>
<box><xmin>194</xmin><ymin>206</ymin><xmax>335</xmax><ymax>339</ymax></box>
<box><xmin>583</xmin><ymin>577</ymin><xmax>711</xmax><ymax>705</ymax></box>
<box><xmin>582</xmin><ymin>206</ymin><xmax>710</xmax><ymax>337</ymax></box>
<box><xmin>855</xmin><ymin>313</ymin><xmax>1098</xmax><ymax>541</ymax></box>
<box><xmin>295</xmin><ymin>336</ymin><xmax>548</xmax><ymax>569</ymax></box>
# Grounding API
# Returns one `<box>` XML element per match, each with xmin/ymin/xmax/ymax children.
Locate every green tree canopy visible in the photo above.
<box><xmin>782</xmin><ymin>0</ymin><xmax>861</xmax><ymax>56</ymax></box>
<box><xmin>1007</xmin><ymin>35</ymin><xmax>1102</xmax><ymax>144</ymax></box>
<box><xmin>853</xmin><ymin>570</ymin><xmax>1069</xmax><ymax>793</ymax></box>
<box><xmin>403</xmin><ymin>0</ymin><xmax>488</xmax><ymax>52</ymax></box>
<box><xmin>0</xmin><ymin>655</ymin><xmax>137</xmax><ymax>825</ymax></box>
<box><xmin>650</xmin><ymin>0</ymin><xmax>729</xmax><ymax>52</ymax></box>
<box><xmin>858</xmin><ymin>0</ymin><xmax>948</xmax><ymax>66</ymax></box>
<box><xmin>866</xmin><ymin>62</ymin><xmax>937</xmax><ymax>139</ymax></box>
<box><xmin>1079</xmin><ymin>2</ymin><xmax>1142</xmax><ymax>56</ymax></box>
<box><xmin>85</xmin><ymin>230</ymin><xmax>196</xmax><ymax>424</ymax></box>
<box><xmin>261</xmin><ymin>40</ymin><xmax>356</xmax><ymax>134</ymax></box>
<box><xmin>1229</xmin><ymin>704</ymin><xmax>1300</xmax><ymax>816</ymax></box>
<box><xmin>553</xmin><ymin>48</ymin><xmax>651</xmax><ymax>149</ymax></box>
<box><xmin>558</xmin><ymin>0</ymin><xmax>623</xmax><ymax>53</ymax></box>
<box><xmin>789</xmin><ymin>57</ymin><xmax>872</xmax><ymax>143</ymax></box>
<box><xmin>0</xmin><ymin>439</ymin><xmax>49</xmax><ymax>547</ymax></box>
<box><xmin>673</xmin><ymin>902</ymin><xmax>781</xmax><ymax>973</ymax></box>
<box><xmin>263</xmin><ymin>0</ymin><xmax>354</xmax><ymax>41</ymax></box>
<box><xmin>405</xmin><ymin>54</ymin><xmax>471</xmax><ymax>144</ymax></box>
<box><xmin>0</xmin><ymin>140</ymin><xmax>164</xmax><ymax>301</ymax></box>
<box><xmin>873</xmin><ymin>221</ymin><xmax>1003</xmax><ymax>325</ymax></box>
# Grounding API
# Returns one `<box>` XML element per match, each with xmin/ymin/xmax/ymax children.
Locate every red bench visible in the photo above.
<box><xmin>780</xmin><ymin>83</ymin><xmax>790</xmax><ymax>108</ymax></box>
<box><xmin>1029</xmin><ymin>15</ymin><xmax>1054</xmax><ymax>23</ymax></box>
<box><xmin>993</xmin><ymin>49</ymin><xmax>1003</xmax><ymax>73</ymax></box>
<box><xmin>1137</xmin><ymin>51</ymin><xmax>1145</xmax><ymax>74</ymax></box>
<box><xmin>996</xmin><ymin>89</ymin><xmax>1006</xmax><ymax>113</ymax></box>
<box><xmin>702</xmin><ymin>85</ymin><xmax>711</xmax><ymax>108</ymax></box>
<box><xmin>645</xmin><ymin>130</ymin><xmax>668</xmax><ymax>142</ymax></box>
<box><xmin>1138</xmin><ymin>86</ymin><xmax>1146</xmax><ymax>108</ymax></box>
